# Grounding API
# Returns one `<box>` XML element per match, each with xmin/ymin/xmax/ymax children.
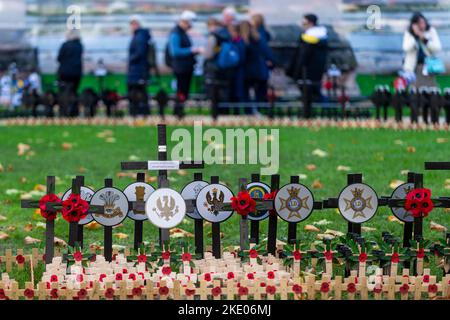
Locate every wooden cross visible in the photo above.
<box><xmin>120</xmin><ymin>124</ymin><xmax>204</xmax><ymax>246</ymax></box>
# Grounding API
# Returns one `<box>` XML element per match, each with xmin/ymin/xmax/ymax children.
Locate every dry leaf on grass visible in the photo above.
<box><xmin>304</xmin><ymin>225</ymin><xmax>320</xmax><ymax>232</ymax></box>
<box><xmin>106</xmin><ymin>137</ymin><xmax>116</xmax><ymax>143</ymax></box>
<box><xmin>312</xmin><ymin>219</ymin><xmax>332</xmax><ymax>226</ymax></box>
<box><xmin>114</xmin><ymin>233</ymin><xmax>128</xmax><ymax>239</ymax></box>
<box><xmin>337</xmin><ymin>165</ymin><xmax>351</xmax><ymax>172</ymax></box>
<box><xmin>89</xmin><ymin>244</ymin><xmax>103</xmax><ymax>251</ymax></box>
<box><xmin>311</xmin><ymin>179</ymin><xmax>323</xmax><ymax>189</ymax></box>
<box><xmin>35</xmin><ymin>222</ymin><xmax>46</xmax><ymax>229</ymax></box>
<box><xmin>436</xmin><ymin>137</ymin><xmax>448</xmax><ymax>144</ymax></box>
<box><xmin>361</xmin><ymin>226</ymin><xmax>377</xmax><ymax>232</ymax></box>
<box><xmin>85</xmin><ymin>221</ymin><xmax>102</xmax><ymax>230</ymax></box>
<box><xmin>387</xmin><ymin>215</ymin><xmax>404</xmax><ymax>224</ymax></box>
<box><xmin>113</xmin><ymin>223</ymin><xmax>123</xmax><ymax>229</ymax></box>
<box><xmin>389</xmin><ymin>180</ymin><xmax>404</xmax><ymax>189</ymax></box>
<box><xmin>430</xmin><ymin>221</ymin><xmax>447</xmax><ymax>232</ymax></box>
<box><xmin>54</xmin><ymin>237</ymin><xmax>67</xmax><ymax>247</ymax></box>
<box><xmin>0</xmin><ymin>232</ymin><xmax>9</xmax><ymax>240</ymax></box>
<box><xmin>17</xmin><ymin>143</ymin><xmax>30</xmax><ymax>156</ymax></box>
<box><xmin>0</xmin><ymin>163</ymin><xmax>3</xmax><ymax>172</ymax></box>
<box><xmin>78</xmin><ymin>167</ymin><xmax>87</xmax><ymax>173</ymax></box>
<box><xmin>177</xmin><ymin>169</ymin><xmax>188</xmax><ymax>176</ymax></box>
<box><xmin>312</xmin><ymin>149</ymin><xmax>328</xmax><ymax>158</ymax></box>
<box><xmin>0</xmin><ymin>215</ymin><xmax>7</xmax><ymax>221</ymax></box>
<box><xmin>24</xmin><ymin>236</ymin><xmax>41</xmax><ymax>245</ymax></box>
<box><xmin>34</xmin><ymin>184</ymin><xmax>46</xmax><ymax>192</ymax></box>
<box><xmin>306</xmin><ymin>164</ymin><xmax>317</xmax><ymax>171</ymax></box>
<box><xmin>7</xmin><ymin>226</ymin><xmax>16</xmax><ymax>231</ymax></box>
<box><xmin>207</xmin><ymin>231</ymin><xmax>224</xmax><ymax>238</ymax></box>
<box><xmin>61</xmin><ymin>142</ymin><xmax>73</xmax><ymax>150</ymax></box>
<box><xmin>316</xmin><ymin>234</ymin><xmax>335</xmax><ymax>240</ymax></box>
<box><xmin>394</xmin><ymin>139</ymin><xmax>404</xmax><ymax>145</ymax></box>
<box><xmin>325</xmin><ymin>229</ymin><xmax>344</xmax><ymax>237</ymax></box>
<box><xmin>20</xmin><ymin>177</ymin><xmax>27</xmax><ymax>184</ymax></box>
<box><xmin>23</xmin><ymin>222</ymin><xmax>33</xmax><ymax>232</ymax></box>
<box><xmin>147</xmin><ymin>176</ymin><xmax>157</xmax><ymax>183</ymax></box>
<box><xmin>406</xmin><ymin>146</ymin><xmax>416</xmax><ymax>153</ymax></box>
<box><xmin>170</xmin><ymin>228</ymin><xmax>194</xmax><ymax>238</ymax></box>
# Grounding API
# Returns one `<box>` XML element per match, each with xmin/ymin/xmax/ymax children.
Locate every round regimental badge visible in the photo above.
<box><xmin>196</xmin><ymin>184</ymin><xmax>234</xmax><ymax>223</ymax></box>
<box><xmin>246</xmin><ymin>182</ymin><xmax>271</xmax><ymax>221</ymax></box>
<box><xmin>390</xmin><ymin>182</ymin><xmax>415</xmax><ymax>222</ymax></box>
<box><xmin>145</xmin><ymin>188</ymin><xmax>186</xmax><ymax>229</ymax></box>
<box><xmin>62</xmin><ymin>186</ymin><xmax>95</xmax><ymax>225</ymax></box>
<box><xmin>124</xmin><ymin>182</ymin><xmax>155</xmax><ymax>221</ymax></box>
<box><xmin>90</xmin><ymin>187</ymin><xmax>129</xmax><ymax>227</ymax></box>
<box><xmin>274</xmin><ymin>183</ymin><xmax>314</xmax><ymax>223</ymax></box>
<box><xmin>181</xmin><ymin>180</ymin><xmax>209</xmax><ymax>220</ymax></box>
<box><xmin>338</xmin><ymin>183</ymin><xmax>378</xmax><ymax>223</ymax></box>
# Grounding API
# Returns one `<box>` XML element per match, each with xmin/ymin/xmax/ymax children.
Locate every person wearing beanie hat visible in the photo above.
<box><xmin>167</xmin><ymin>10</ymin><xmax>202</xmax><ymax>118</ymax></box>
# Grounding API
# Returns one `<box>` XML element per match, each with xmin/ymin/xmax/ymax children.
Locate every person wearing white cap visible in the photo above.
<box><xmin>167</xmin><ymin>10</ymin><xmax>202</xmax><ymax>118</ymax></box>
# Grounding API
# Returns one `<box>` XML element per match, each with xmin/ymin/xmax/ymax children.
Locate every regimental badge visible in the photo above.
<box><xmin>145</xmin><ymin>188</ymin><xmax>186</xmax><ymax>229</ymax></box>
<box><xmin>62</xmin><ymin>186</ymin><xmax>95</xmax><ymax>225</ymax></box>
<box><xmin>275</xmin><ymin>183</ymin><xmax>314</xmax><ymax>223</ymax></box>
<box><xmin>246</xmin><ymin>182</ymin><xmax>271</xmax><ymax>221</ymax></box>
<box><xmin>196</xmin><ymin>184</ymin><xmax>234</xmax><ymax>223</ymax></box>
<box><xmin>124</xmin><ymin>182</ymin><xmax>155</xmax><ymax>221</ymax></box>
<box><xmin>391</xmin><ymin>182</ymin><xmax>414</xmax><ymax>222</ymax></box>
<box><xmin>90</xmin><ymin>187</ymin><xmax>129</xmax><ymax>227</ymax></box>
<box><xmin>181</xmin><ymin>180</ymin><xmax>208</xmax><ymax>220</ymax></box>
<box><xmin>338</xmin><ymin>183</ymin><xmax>378</xmax><ymax>223</ymax></box>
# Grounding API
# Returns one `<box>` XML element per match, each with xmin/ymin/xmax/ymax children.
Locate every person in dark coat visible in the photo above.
<box><xmin>242</xmin><ymin>20</ymin><xmax>274</xmax><ymax>114</ymax></box>
<box><xmin>168</xmin><ymin>11</ymin><xmax>202</xmax><ymax>118</ymax></box>
<box><xmin>57</xmin><ymin>29</ymin><xmax>83</xmax><ymax>117</ymax></box>
<box><xmin>228</xmin><ymin>23</ymin><xmax>246</xmax><ymax>114</ymax></box>
<box><xmin>127</xmin><ymin>15</ymin><xmax>151</xmax><ymax>116</ymax></box>
<box><xmin>287</xmin><ymin>14</ymin><xmax>328</xmax><ymax>118</ymax></box>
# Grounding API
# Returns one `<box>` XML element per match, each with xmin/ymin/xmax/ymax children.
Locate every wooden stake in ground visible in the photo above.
<box><xmin>267</xmin><ymin>174</ymin><xmax>280</xmax><ymax>255</ymax></box>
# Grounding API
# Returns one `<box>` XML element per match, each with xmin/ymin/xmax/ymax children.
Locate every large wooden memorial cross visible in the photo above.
<box><xmin>120</xmin><ymin>124</ymin><xmax>204</xmax><ymax>245</ymax></box>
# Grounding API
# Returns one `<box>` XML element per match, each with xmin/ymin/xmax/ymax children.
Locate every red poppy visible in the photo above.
<box><xmin>128</xmin><ymin>273</ymin><xmax>136</xmax><ymax>281</ymax></box>
<box><xmin>24</xmin><ymin>288</ymin><xmax>34</xmax><ymax>299</ymax></box>
<box><xmin>77</xmin><ymin>289</ymin><xmax>87</xmax><ymax>299</ymax></box>
<box><xmin>238</xmin><ymin>286</ymin><xmax>249</xmax><ymax>296</ymax></box>
<box><xmin>132</xmin><ymin>287</ymin><xmax>142</xmax><ymax>296</ymax></box>
<box><xmin>185</xmin><ymin>288</ymin><xmax>195</xmax><ymax>296</ymax></box>
<box><xmin>423</xmin><ymin>275</ymin><xmax>430</xmax><ymax>283</ymax></box>
<box><xmin>50</xmin><ymin>288</ymin><xmax>59</xmax><ymax>299</ymax></box>
<box><xmin>46</xmin><ymin>282</ymin><xmax>50</xmax><ymax>289</ymax></box>
<box><xmin>42</xmin><ymin>254</ymin><xmax>46</xmax><ymax>262</ymax></box>
<box><xmin>204</xmin><ymin>273</ymin><xmax>212</xmax><ymax>282</ymax></box>
<box><xmin>247</xmin><ymin>273</ymin><xmax>255</xmax><ymax>280</ymax></box>
<box><xmin>61</xmin><ymin>194</ymin><xmax>89</xmax><ymax>223</ymax></box>
<box><xmin>161</xmin><ymin>251</ymin><xmax>171</xmax><ymax>260</ymax></box>
<box><xmin>230</xmin><ymin>191</ymin><xmax>256</xmax><ymax>216</ymax></box>
<box><xmin>249</xmin><ymin>249</ymin><xmax>258</xmax><ymax>259</ymax></box>
<box><xmin>137</xmin><ymin>254</ymin><xmax>147</xmax><ymax>263</ymax></box>
<box><xmin>115</xmin><ymin>273</ymin><xmax>123</xmax><ymax>281</ymax></box>
<box><xmin>76</xmin><ymin>274</ymin><xmax>84</xmax><ymax>282</ymax></box>
<box><xmin>138</xmin><ymin>272</ymin><xmax>145</xmax><ymax>279</ymax></box>
<box><xmin>391</xmin><ymin>252</ymin><xmax>399</xmax><ymax>264</ymax></box>
<box><xmin>399</xmin><ymin>284</ymin><xmax>409</xmax><ymax>295</ymax></box>
<box><xmin>99</xmin><ymin>274</ymin><xmax>106</xmax><ymax>282</ymax></box>
<box><xmin>159</xmin><ymin>286</ymin><xmax>169</xmax><ymax>296</ymax></box>
<box><xmin>263</xmin><ymin>191</ymin><xmax>277</xmax><ymax>216</ymax></box>
<box><xmin>293</xmin><ymin>250</ymin><xmax>302</xmax><ymax>261</ymax></box>
<box><xmin>50</xmin><ymin>275</ymin><xmax>58</xmax><ymax>282</ymax></box>
<box><xmin>16</xmin><ymin>254</ymin><xmax>25</xmax><ymax>264</ymax></box>
<box><xmin>266</xmin><ymin>285</ymin><xmax>276</xmax><ymax>295</ymax></box>
<box><xmin>267</xmin><ymin>271</ymin><xmax>275</xmax><ymax>279</ymax></box>
<box><xmin>347</xmin><ymin>283</ymin><xmax>356</xmax><ymax>294</ymax></box>
<box><xmin>324</xmin><ymin>250</ymin><xmax>333</xmax><ymax>261</ymax></box>
<box><xmin>112</xmin><ymin>254</ymin><xmax>117</xmax><ymax>261</ymax></box>
<box><xmin>162</xmin><ymin>266</ymin><xmax>172</xmax><ymax>276</ymax></box>
<box><xmin>211</xmin><ymin>286</ymin><xmax>222</xmax><ymax>297</ymax></box>
<box><xmin>428</xmin><ymin>284</ymin><xmax>438</xmax><ymax>294</ymax></box>
<box><xmin>0</xmin><ymin>289</ymin><xmax>5</xmax><ymax>299</ymax></box>
<box><xmin>320</xmin><ymin>282</ymin><xmax>330</xmax><ymax>293</ymax></box>
<box><xmin>89</xmin><ymin>254</ymin><xmax>97</xmax><ymax>262</ymax></box>
<box><xmin>420</xmin><ymin>198</ymin><xmax>433</xmax><ymax>217</ymax></box>
<box><xmin>404</xmin><ymin>199</ymin><xmax>422</xmax><ymax>217</ymax></box>
<box><xmin>373</xmin><ymin>285</ymin><xmax>382</xmax><ymax>294</ymax></box>
<box><xmin>73</xmin><ymin>251</ymin><xmax>82</xmax><ymax>262</ymax></box>
<box><xmin>359</xmin><ymin>252</ymin><xmax>368</xmax><ymax>263</ymax></box>
<box><xmin>122</xmin><ymin>268</ymin><xmax>128</xmax><ymax>274</ymax></box>
<box><xmin>227</xmin><ymin>272</ymin><xmax>235</xmax><ymax>280</ymax></box>
<box><xmin>323</xmin><ymin>80</ymin><xmax>333</xmax><ymax>90</ymax></box>
<box><xmin>417</xmin><ymin>248</ymin><xmax>425</xmax><ymax>259</ymax></box>
<box><xmin>38</xmin><ymin>194</ymin><xmax>61</xmax><ymax>221</ymax></box>
<box><xmin>181</xmin><ymin>253</ymin><xmax>192</xmax><ymax>262</ymax></box>
<box><xmin>260</xmin><ymin>282</ymin><xmax>266</xmax><ymax>287</ymax></box>
<box><xmin>292</xmin><ymin>284</ymin><xmax>302</xmax><ymax>295</ymax></box>
<box><xmin>105</xmin><ymin>288</ymin><xmax>115</xmax><ymax>299</ymax></box>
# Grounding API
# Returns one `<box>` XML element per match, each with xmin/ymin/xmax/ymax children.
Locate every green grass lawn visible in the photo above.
<box><xmin>0</xmin><ymin>124</ymin><xmax>449</xmax><ymax>253</ymax></box>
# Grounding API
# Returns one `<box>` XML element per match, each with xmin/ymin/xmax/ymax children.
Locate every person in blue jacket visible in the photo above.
<box><xmin>168</xmin><ymin>11</ymin><xmax>202</xmax><ymax>118</ymax></box>
<box><xmin>242</xmin><ymin>20</ymin><xmax>274</xmax><ymax>114</ymax></box>
<box><xmin>127</xmin><ymin>15</ymin><xmax>151</xmax><ymax>116</ymax></box>
<box><xmin>228</xmin><ymin>23</ymin><xmax>247</xmax><ymax>114</ymax></box>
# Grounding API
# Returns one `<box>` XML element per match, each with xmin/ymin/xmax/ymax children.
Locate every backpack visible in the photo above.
<box><xmin>216</xmin><ymin>41</ymin><xmax>240</xmax><ymax>69</ymax></box>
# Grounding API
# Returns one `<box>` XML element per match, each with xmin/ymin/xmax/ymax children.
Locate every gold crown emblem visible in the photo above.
<box><xmin>351</xmin><ymin>188</ymin><xmax>363</xmax><ymax>198</ymax></box>
<box><xmin>287</xmin><ymin>187</ymin><xmax>300</xmax><ymax>197</ymax></box>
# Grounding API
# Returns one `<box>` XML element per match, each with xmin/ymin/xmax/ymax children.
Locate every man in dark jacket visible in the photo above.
<box><xmin>128</xmin><ymin>15</ymin><xmax>151</xmax><ymax>116</ymax></box>
<box><xmin>287</xmin><ymin>14</ymin><xmax>328</xmax><ymax>118</ymax></box>
<box><xmin>57</xmin><ymin>29</ymin><xmax>83</xmax><ymax>117</ymax></box>
<box><xmin>168</xmin><ymin>11</ymin><xmax>202</xmax><ymax>118</ymax></box>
